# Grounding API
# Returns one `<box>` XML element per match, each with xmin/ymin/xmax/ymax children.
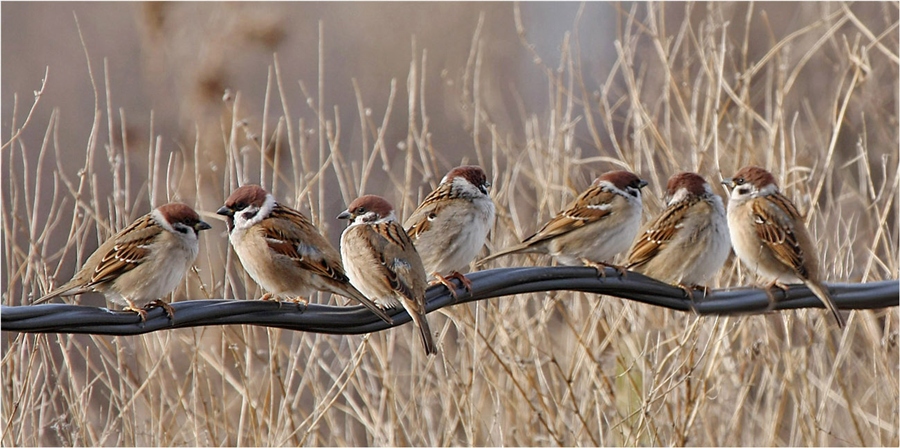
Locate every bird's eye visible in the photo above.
<box><xmin>356</xmin><ymin>207</ymin><xmax>366</xmax><ymax>214</ymax></box>
<box><xmin>734</xmin><ymin>178</ymin><xmax>745</xmax><ymax>185</ymax></box>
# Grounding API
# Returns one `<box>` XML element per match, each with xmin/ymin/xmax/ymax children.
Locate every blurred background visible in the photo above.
<box><xmin>3</xmin><ymin>2</ymin><xmax>622</xmax><ymax>294</ymax></box>
<box><xmin>2</xmin><ymin>2</ymin><xmax>898</xmax><ymax>446</ymax></box>
<box><xmin>5</xmin><ymin>2</ymin><xmax>895</xmax><ymax>287</ymax></box>
<box><xmin>3</xmin><ymin>2</ymin><xmax>616</xmax><ymax>202</ymax></box>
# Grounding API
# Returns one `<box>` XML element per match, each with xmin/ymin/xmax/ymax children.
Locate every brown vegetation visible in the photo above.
<box><xmin>2</xmin><ymin>3</ymin><xmax>898</xmax><ymax>446</ymax></box>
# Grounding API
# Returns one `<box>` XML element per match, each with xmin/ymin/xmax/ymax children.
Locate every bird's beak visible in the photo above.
<box><xmin>216</xmin><ymin>206</ymin><xmax>234</xmax><ymax>217</ymax></box>
<box><xmin>337</xmin><ymin>210</ymin><xmax>352</xmax><ymax>220</ymax></box>
<box><xmin>195</xmin><ymin>221</ymin><xmax>212</xmax><ymax>232</ymax></box>
<box><xmin>638</xmin><ymin>179</ymin><xmax>649</xmax><ymax>189</ymax></box>
<box><xmin>721</xmin><ymin>178</ymin><xmax>734</xmax><ymax>188</ymax></box>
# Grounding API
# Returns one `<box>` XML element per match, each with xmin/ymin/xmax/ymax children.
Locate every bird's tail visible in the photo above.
<box><xmin>804</xmin><ymin>280</ymin><xmax>846</xmax><ymax>328</ymax></box>
<box><xmin>32</xmin><ymin>283</ymin><xmax>82</xmax><ymax>305</ymax></box>
<box><xmin>475</xmin><ymin>243</ymin><xmax>534</xmax><ymax>268</ymax></box>
<box><xmin>410</xmin><ymin>308</ymin><xmax>437</xmax><ymax>355</ymax></box>
<box><xmin>31</xmin><ymin>294</ymin><xmax>57</xmax><ymax>305</ymax></box>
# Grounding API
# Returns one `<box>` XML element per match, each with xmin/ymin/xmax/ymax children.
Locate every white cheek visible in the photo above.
<box><xmin>452</xmin><ymin>177</ymin><xmax>484</xmax><ymax>196</ymax></box>
<box><xmin>234</xmin><ymin>194</ymin><xmax>277</xmax><ymax>230</ymax></box>
<box><xmin>233</xmin><ymin>213</ymin><xmax>254</xmax><ymax>230</ymax></box>
<box><xmin>727</xmin><ymin>188</ymin><xmax>754</xmax><ymax>210</ymax></box>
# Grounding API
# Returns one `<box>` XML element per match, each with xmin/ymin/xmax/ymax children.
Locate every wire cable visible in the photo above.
<box><xmin>2</xmin><ymin>267</ymin><xmax>897</xmax><ymax>335</ymax></box>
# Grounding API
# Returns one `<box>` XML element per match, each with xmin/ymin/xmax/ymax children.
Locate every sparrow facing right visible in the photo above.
<box><xmin>339</xmin><ymin>195</ymin><xmax>437</xmax><ymax>355</ymax></box>
<box><xmin>478</xmin><ymin>170</ymin><xmax>647</xmax><ymax>268</ymax></box>
<box><xmin>404</xmin><ymin>165</ymin><xmax>495</xmax><ymax>295</ymax></box>
<box><xmin>217</xmin><ymin>185</ymin><xmax>393</xmax><ymax>324</ymax></box>
<box><xmin>723</xmin><ymin>166</ymin><xmax>845</xmax><ymax>327</ymax></box>
<box><xmin>626</xmin><ymin>172</ymin><xmax>731</xmax><ymax>287</ymax></box>
<box><xmin>35</xmin><ymin>203</ymin><xmax>211</xmax><ymax>320</ymax></box>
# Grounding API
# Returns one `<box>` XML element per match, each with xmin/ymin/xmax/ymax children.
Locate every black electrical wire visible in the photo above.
<box><xmin>2</xmin><ymin>267</ymin><xmax>897</xmax><ymax>336</ymax></box>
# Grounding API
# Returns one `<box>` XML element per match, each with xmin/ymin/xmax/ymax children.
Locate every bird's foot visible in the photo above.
<box><xmin>429</xmin><ymin>271</ymin><xmax>473</xmax><ymax>299</ymax></box>
<box><xmin>145</xmin><ymin>299</ymin><xmax>176</xmax><ymax>321</ymax></box>
<box><xmin>677</xmin><ymin>283</ymin><xmax>706</xmax><ymax>315</ymax></box>
<box><xmin>679</xmin><ymin>283</ymin><xmax>710</xmax><ymax>298</ymax></box>
<box><xmin>288</xmin><ymin>296</ymin><xmax>309</xmax><ymax>311</ymax></box>
<box><xmin>123</xmin><ymin>300</ymin><xmax>149</xmax><ymax>322</ymax></box>
<box><xmin>761</xmin><ymin>280</ymin><xmax>789</xmax><ymax>312</ymax></box>
<box><xmin>580</xmin><ymin>259</ymin><xmax>626</xmax><ymax>278</ymax></box>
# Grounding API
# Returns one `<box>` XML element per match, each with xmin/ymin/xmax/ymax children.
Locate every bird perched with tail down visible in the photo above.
<box><xmin>217</xmin><ymin>185</ymin><xmax>392</xmax><ymax>324</ymax></box>
<box><xmin>35</xmin><ymin>203</ymin><xmax>211</xmax><ymax>320</ymax></box>
<box><xmin>478</xmin><ymin>170</ymin><xmax>647</xmax><ymax>271</ymax></box>
<box><xmin>626</xmin><ymin>172</ymin><xmax>731</xmax><ymax>287</ymax></box>
<box><xmin>339</xmin><ymin>195</ymin><xmax>437</xmax><ymax>355</ymax></box>
<box><xmin>405</xmin><ymin>165</ymin><xmax>495</xmax><ymax>296</ymax></box>
<box><xmin>723</xmin><ymin>166</ymin><xmax>845</xmax><ymax>328</ymax></box>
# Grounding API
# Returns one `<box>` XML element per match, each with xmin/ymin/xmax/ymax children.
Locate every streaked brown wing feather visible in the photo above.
<box><xmin>524</xmin><ymin>186</ymin><xmax>615</xmax><ymax>243</ymax></box>
<box><xmin>371</xmin><ymin>222</ymin><xmax>424</xmax><ymax>304</ymax></box>
<box><xmin>627</xmin><ymin>200</ymin><xmax>693</xmax><ymax>268</ymax></box>
<box><xmin>376</xmin><ymin>250</ymin><xmax>417</xmax><ymax>302</ymax></box>
<box><xmin>90</xmin><ymin>214</ymin><xmax>159</xmax><ymax>285</ymax></box>
<box><xmin>751</xmin><ymin>195</ymin><xmax>807</xmax><ymax>277</ymax></box>
<box><xmin>404</xmin><ymin>184</ymin><xmax>454</xmax><ymax>238</ymax></box>
<box><xmin>405</xmin><ymin>212</ymin><xmax>433</xmax><ymax>238</ymax></box>
<box><xmin>263</xmin><ymin>206</ymin><xmax>349</xmax><ymax>282</ymax></box>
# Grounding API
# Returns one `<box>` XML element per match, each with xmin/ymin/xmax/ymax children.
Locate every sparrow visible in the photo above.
<box><xmin>625</xmin><ymin>172</ymin><xmax>731</xmax><ymax>287</ymax></box>
<box><xmin>217</xmin><ymin>185</ymin><xmax>393</xmax><ymax>324</ymax></box>
<box><xmin>34</xmin><ymin>203</ymin><xmax>211</xmax><ymax>320</ymax></box>
<box><xmin>404</xmin><ymin>165</ymin><xmax>495</xmax><ymax>296</ymax></box>
<box><xmin>338</xmin><ymin>195</ymin><xmax>437</xmax><ymax>355</ymax></box>
<box><xmin>722</xmin><ymin>166</ymin><xmax>845</xmax><ymax>327</ymax></box>
<box><xmin>477</xmin><ymin>170</ymin><xmax>647</xmax><ymax>269</ymax></box>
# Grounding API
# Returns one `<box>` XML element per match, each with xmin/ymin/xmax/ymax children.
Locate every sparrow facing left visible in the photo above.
<box><xmin>217</xmin><ymin>185</ymin><xmax>393</xmax><ymax>324</ymax></box>
<box><xmin>626</xmin><ymin>172</ymin><xmax>731</xmax><ymax>287</ymax></box>
<box><xmin>35</xmin><ymin>203</ymin><xmax>211</xmax><ymax>320</ymax></box>
<box><xmin>404</xmin><ymin>165</ymin><xmax>495</xmax><ymax>295</ymax></box>
<box><xmin>339</xmin><ymin>195</ymin><xmax>437</xmax><ymax>355</ymax></box>
<box><xmin>723</xmin><ymin>166</ymin><xmax>845</xmax><ymax>327</ymax></box>
<box><xmin>478</xmin><ymin>170</ymin><xmax>647</xmax><ymax>269</ymax></box>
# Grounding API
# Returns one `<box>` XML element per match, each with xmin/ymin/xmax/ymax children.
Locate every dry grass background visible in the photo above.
<box><xmin>2</xmin><ymin>2</ymin><xmax>899</xmax><ymax>446</ymax></box>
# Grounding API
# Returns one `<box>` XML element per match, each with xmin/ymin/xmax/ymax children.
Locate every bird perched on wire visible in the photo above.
<box><xmin>404</xmin><ymin>165</ymin><xmax>495</xmax><ymax>297</ymax></box>
<box><xmin>339</xmin><ymin>195</ymin><xmax>436</xmax><ymax>355</ymax></box>
<box><xmin>626</xmin><ymin>172</ymin><xmax>731</xmax><ymax>288</ymax></box>
<box><xmin>722</xmin><ymin>166</ymin><xmax>845</xmax><ymax>328</ymax></box>
<box><xmin>477</xmin><ymin>170</ymin><xmax>647</xmax><ymax>272</ymax></box>
<box><xmin>34</xmin><ymin>203</ymin><xmax>211</xmax><ymax>320</ymax></box>
<box><xmin>217</xmin><ymin>185</ymin><xmax>393</xmax><ymax>324</ymax></box>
